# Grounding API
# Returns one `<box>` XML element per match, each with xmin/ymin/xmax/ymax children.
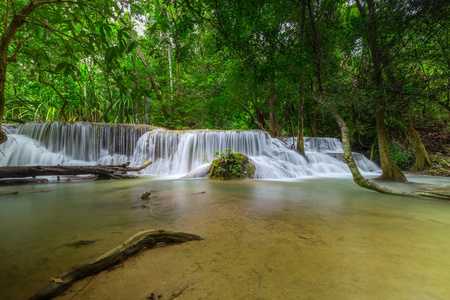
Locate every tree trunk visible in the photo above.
<box><xmin>297</xmin><ymin>83</ymin><xmax>306</xmax><ymax>156</ymax></box>
<box><xmin>408</xmin><ymin>119</ymin><xmax>432</xmax><ymax>171</ymax></box>
<box><xmin>375</xmin><ymin>110</ymin><xmax>407</xmax><ymax>182</ymax></box>
<box><xmin>356</xmin><ymin>0</ymin><xmax>406</xmax><ymax>182</ymax></box>
<box><xmin>0</xmin><ymin>161</ymin><xmax>152</xmax><ymax>180</ymax></box>
<box><xmin>268</xmin><ymin>72</ymin><xmax>277</xmax><ymax>137</ymax></box>
<box><xmin>307</xmin><ymin>0</ymin><xmax>322</xmax><ymax>138</ymax></box>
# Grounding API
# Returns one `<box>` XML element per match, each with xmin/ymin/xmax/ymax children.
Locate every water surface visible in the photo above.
<box><xmin>0</xmin><ymin>177</ymin><xmax>449</xmax><ymax>299</ymax></box>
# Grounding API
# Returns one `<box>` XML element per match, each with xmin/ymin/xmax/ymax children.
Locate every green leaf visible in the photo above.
<box><xmin>127</xmin><ymin>41</ymin><xmax>137</xmax><ymax>53</ymax></box>
<box><xmin>103</xmin><ymin>24</ymin><xmax>112</xmax><ymax>39</ymax></box>
<box><xmin>147</xmin><ymin>23</ymin><xmax>158</xmax><ymax>35</ymax></box>
<box><xmin>99</xmin><ymin>25</ymin><xmax>107</xmax><ymax>44</ymax></box>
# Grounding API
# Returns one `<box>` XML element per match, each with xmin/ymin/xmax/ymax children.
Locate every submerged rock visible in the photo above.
<box><xmin>208</xmin><ymin>152</ymin><xmax>255</xmax><ymax>180</ymax></box>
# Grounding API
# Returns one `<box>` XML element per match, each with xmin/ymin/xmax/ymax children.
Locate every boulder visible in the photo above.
<box><xmin>208</xmin><ymin>152</ymin><xmax>255</xmax><ymax>180</ymax></box>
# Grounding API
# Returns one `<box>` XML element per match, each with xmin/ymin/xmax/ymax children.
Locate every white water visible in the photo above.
<box><xmin>0</xmin><ymin>123</ymin><xmax>380</xmax><ymax>179</ymax></box>
<box><xmin>129</xmin><ymin>130</ymin><xmax>380</xmax><ymax>178</ymax></box>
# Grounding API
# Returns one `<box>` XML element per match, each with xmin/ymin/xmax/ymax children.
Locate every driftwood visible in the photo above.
<box><xmin>0</xmin><ymin>161</ymin><xmax>152</xmax><ymax>180</ymax></box>
<box><xmin>0</xmin><ymin>178</ymin><xmax>49</xmax><ymax>185</ymax></box>
<box><xmin>30</xmin><ymin>230</ymin><xmax>203</xmax><ymax>300</ymax></box>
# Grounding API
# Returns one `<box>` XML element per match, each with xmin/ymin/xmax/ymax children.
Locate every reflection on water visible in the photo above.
<box><xmin>0</xmin><ymin>177</ymin><xmax>450</xmax><ymax>299</ymax></box>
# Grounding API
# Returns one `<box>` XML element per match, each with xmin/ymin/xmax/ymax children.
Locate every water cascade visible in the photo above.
<box><xmin>0</xmin><ymin>122</ymin><xmax>380</xmax><ymax>179</ymax></box>
<box><xmin>129</xmin><ymin>130</ymin><xmax>380</xmax><ymax>178</ymax></box>
<box><xmin>0</xmin><ymin>122</ymin><xmax>161</xmax><ymax>166</ymax></box>
<box><xmin>285</xmin><ymin>137</ymin><xmax>378</xmax><ymax>174</ymax></box>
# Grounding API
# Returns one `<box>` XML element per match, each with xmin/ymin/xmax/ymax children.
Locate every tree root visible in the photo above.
<box><xmin>30</xmin><ymin>230</ymin><xmax>203</xmax><ymax>300</ymax></box>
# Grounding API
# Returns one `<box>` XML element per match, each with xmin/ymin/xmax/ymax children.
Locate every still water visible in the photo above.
<box><xmin>0</xmin><ymin>177</ymin><xmax>450</xmax><ymax>299</ymax></box>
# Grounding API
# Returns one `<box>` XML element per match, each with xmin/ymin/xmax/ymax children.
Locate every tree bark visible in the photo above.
<box><xmin>30</xmin><ymin>230</ymin><xmax>203</xmax><ymax>300</ymax></box>
<box><xmin>408</xmin><ymin>119</ymin><xmax>432</xmax><ymax>171</ymax></box>
<box><xmin>0</xmin><ymin>161</ymin><xmax>152</xmax><ymax>180</ymax></box>
<box><xmin>0</xmin><ymin>178</ymin><xmax>49</xmax><ymax>185</ymax></box>
<box><xmin>297</xmin><ymin>83</ymin><xmax>306</xmax><ymax>156</ymax></box>
<box><xmin>375</xmin><ymin>110</ymin><xmax>407</xmax><ymax>181</ymax></box>
<box><xmin>268</xmin><ymin>72</ymin><xmax>277</xmax><ymax>137</ymax></box>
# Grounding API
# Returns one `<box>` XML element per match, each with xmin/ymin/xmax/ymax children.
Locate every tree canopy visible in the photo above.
<box><xmin>1</xmin><ymin>0</ymin><xmax>449</xmax><ymax>175</ymax></box>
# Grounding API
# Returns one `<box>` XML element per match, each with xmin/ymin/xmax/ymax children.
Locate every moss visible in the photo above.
<box><xmin>208</xmin><ymin>152</ymin><xmax>255</xmax><ymax>180</ymax></box>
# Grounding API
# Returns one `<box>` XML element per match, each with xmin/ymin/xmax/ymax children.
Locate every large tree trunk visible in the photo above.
<box><xmin>355</xmin><ymin>0</ymin><xmax>407</xmax><ymax>182</ymax></box>
<box><xmin>375</xmin><ymin>110</ymin><xmax>407</xmax><ymax>181</ymax></box>
<box><xmin>408</xmin><ymin>119</ymin><xmax>432</xmax><ymax>171</ymax></box>
<box><xmin>0</xmin><ymin>161</ymin><xmax>152</xmax><ymax>180</ymax></box>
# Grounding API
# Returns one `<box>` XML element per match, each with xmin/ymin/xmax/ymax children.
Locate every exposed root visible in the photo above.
<box><xmin>30</xmin><ymin>230</ymin><xmax>203</xmax><ymax>300</ymax></box>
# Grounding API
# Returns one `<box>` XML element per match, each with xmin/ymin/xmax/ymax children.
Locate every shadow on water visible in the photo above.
<box><xmin>0</xmin><ymin>176</ymin><xmax>450</xmax><ymax>299</ymax></box>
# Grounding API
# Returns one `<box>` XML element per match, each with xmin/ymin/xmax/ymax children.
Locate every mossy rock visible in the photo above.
<box><xmin>208</xmin><ymin>152</ymin><xmax>255</xmax><ymax>180</ymax></box>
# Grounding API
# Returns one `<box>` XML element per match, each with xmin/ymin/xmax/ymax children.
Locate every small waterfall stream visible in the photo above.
<box><xmin>0</xmin><ymin>122</ymin><xmax>380</xmax><ymax>179</ymax></box>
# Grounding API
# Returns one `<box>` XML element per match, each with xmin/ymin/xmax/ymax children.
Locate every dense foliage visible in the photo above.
<box><xmin>1</xmin><ymin>0</ymin><xmax>449</xmax><ymax>169</ymax></box>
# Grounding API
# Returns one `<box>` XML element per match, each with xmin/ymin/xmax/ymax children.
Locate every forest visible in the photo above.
<box><xmin>1</xmin><ymin>0</ymin><xmax>449</xmax><ymax>180</ymax></box>
<box><xmin>2</xmin><ymin>1</ymin><xmax>450</xmax><ymax>299</ymax></box>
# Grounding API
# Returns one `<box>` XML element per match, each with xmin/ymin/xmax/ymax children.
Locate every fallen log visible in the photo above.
<box><xmin>30</xmin><ymin>230</ymin><xmax>203</xmax><ymax>300</ymax></box>
<box><xmin>0</xmin><ymin>161</ymin><xmax>152</xmax><ymax>180</ymax></box>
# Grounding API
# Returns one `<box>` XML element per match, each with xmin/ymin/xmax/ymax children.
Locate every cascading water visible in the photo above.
<box><xmin>0</xmin><ymin>122</ymin><xmax>161</xmax><ymax>166</ymax></box>
<box><xmin>0</xmin><ymin>123</ymin><xmax>380</xmax><ymax>179</ymax></box>
<box><xmin>285</xmin><ymin>136</ymin><xmax>380</xmax><ymax>173</ymax></box>
<box><xmin>129</xmin><ymin>130</ymin><xmax>380</xmax><ymax>178</ymax></box>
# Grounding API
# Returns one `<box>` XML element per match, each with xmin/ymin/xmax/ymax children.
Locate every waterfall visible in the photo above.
<box><xmin>0</xmin><ymin>123</ymin><xmax>380</xmax><ymax>179</ymax></box>
<box><xmin>129</xmin><ymin>130</ymin><xmax>380</xmax><ymax>178</ymax></box>
<box><xmin>0</xmin><ymin>122</ymin><xmax>161</xmax><ymax>166</ymax></box>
